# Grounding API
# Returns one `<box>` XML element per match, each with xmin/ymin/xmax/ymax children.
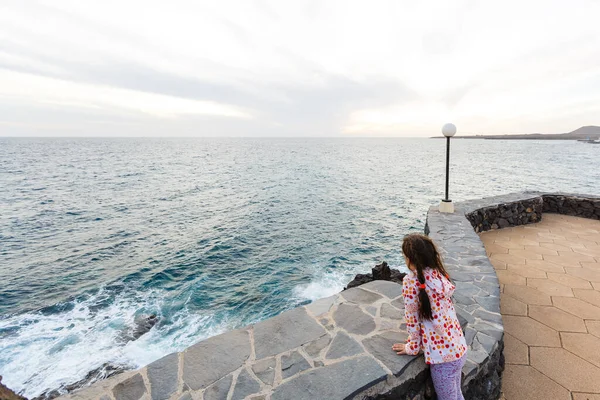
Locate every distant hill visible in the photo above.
<box><xmin>568</xmin><ymin>126</ymin><xmax>600</xmax><ymax>137</ymax></box>
<box><xmin>439</xmin><ymin>126</ymin><xmax>600</xmax><ymax>140</ymax></box>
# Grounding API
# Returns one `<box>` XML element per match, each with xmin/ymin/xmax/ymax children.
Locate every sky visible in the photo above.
<box><xmin>0</xmin><ymin>0</ymin><xmax>599</xmax><ymax>137</ymax></box>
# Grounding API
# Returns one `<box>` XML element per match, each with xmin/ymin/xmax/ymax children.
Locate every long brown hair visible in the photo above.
<box><xmin>401</xmin><ymin>233</ymin><xmax>451</xmax><ymax>321</ymax></box>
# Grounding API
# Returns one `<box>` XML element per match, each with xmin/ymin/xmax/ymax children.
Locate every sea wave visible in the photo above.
<box><xmin>0</xmin><ymin>288</ymin><xmax>226</xmax><ymax>398</ymax></box>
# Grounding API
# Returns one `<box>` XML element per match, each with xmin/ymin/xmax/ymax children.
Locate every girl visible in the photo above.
<box><xmin>392</xmin><ymin>233</ymin><xmax>468</xmax><ymax>400</ymax></box>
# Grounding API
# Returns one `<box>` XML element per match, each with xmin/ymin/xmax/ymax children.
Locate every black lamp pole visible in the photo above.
<box><xmin>440</xmin><ymin>123</ymin><xmax>456</xmax><ymax>212</ymax></box>
<box><xmin>445</xmin><ymin>135</ymin><xmax>450</xmax><ymax>201</ymax></box>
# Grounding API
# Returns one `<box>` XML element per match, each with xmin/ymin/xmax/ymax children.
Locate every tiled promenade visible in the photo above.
<box><xmin>481</xmin><ymin>214</ymin><xmax>600</xmax><ymax>400</ymax></box>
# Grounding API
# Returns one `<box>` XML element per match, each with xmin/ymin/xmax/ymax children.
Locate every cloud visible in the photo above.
<box><xmin>0</xmin><ymin>0</ymin><xmax>599</xmax><ymax>136</ymax></box>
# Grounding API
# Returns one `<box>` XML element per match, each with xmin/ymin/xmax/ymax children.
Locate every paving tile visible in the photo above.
<box><xmin>581</xmin><ymin>261</ymin><xmax>600</xmax><ymax>270</ymax></box>
<box><xmin>574</xmin><ymin>248</ymin><xmax>600</xmax><ymax>258</ymax></box>
<box><xmin>523</xmin><ymin>226</ymin><xmax>552</xmax><ymax>233</ymax></box>
<box><xmin>586</xmin><ymin>321</ymin><xmax>600</xmax><ymax>338</ymax></box>
<box><xmin>503</xmin><ymin>315</ymin><xmax>560</xmax><ymax>347</ymax></box>
<box><xmin>547</xmin><ymin>272</ymin><xmax>593</xmax><ymax>289</ymax></box>
<box><xmin>253</xmin><ymin>308</ymin><xmax>326</xmax><ymax>359</ymax></box>
<box><xmin>491</xmin><ymin>253</ymin><xmax>527</xmax><ymax>265</ymax></box>
<box><xmin>504</xmin><ymin>284</ymin><xmax>552</xmax><ymax>305</ymax></box>
<box><xmin>525</xmin><ymin>259</ymin><xmax>566</xmax><ymax>273</ymax></box>
<box><xmin>540</xmin><ymin>242</ymin><xmax>573</xmax><ymax>252</ymax></box>
<box><xmin>552</xmin><ymin>297</ymin><xmax>600</xmax><ymax>320</ymax></box>
<box><xmin>503</xmin><ymin>333</ymin><xmax>529</xmax><ymax>365</ymax></box>
<box><xmin>579</xmin><ymin>235</ymin><xmax>600</xmax><ymax>244</ymax></box>
<box><xmin>495</xmin><ymin>270</ymin><xmax>527</xmax><ymax>286</ymax></box>
<box><xmin>578</xmin><ymin>228</ymin><xmax>600</xmax><ymax>234</ymax></box>
<box><xmin>562</xmin><ymin>239</ymin><xmax>592</xmax><ymax>250</ymax></box>
<box><xmin>507</xmin><ymin>264</ymin><xmax>548</xmax><ymax>279</ymax></box>
<box><xmin>528</xmin><ymin>305</ymin><xmax>587</xmax><ymax>332</ymax></box>
<box><xmin>573</xmin><ymin>289</ymin><xmax>600</xmax><ymax>307</ymax></box>
<box><xmin>542</xmin><ymin>254</ymin><xmax>586</xmax><ymax>268</ymax></box>
<box><xmin>526</xmin><ymin>278</ymin><xmax>574</xmax><ymax>297</ymax></box>
<box><xmin>561</xmin><ymin>332</ymin><xmax>600</xmax><ymax>368</ymax></box>
<box><xmin>270</xmin><ymin>356</ymin><xmax>387</xmax><ymax>400</ymax></box>
<box><xmin>509</xmin><ymin>249</ymin><xmax>543</xmax><ymax>260</ymax></box>
<box><xmin>511</xmin><ymin>238</ymin><xmax>547</xmax><ymax>247</ymax></box>
<box><xmin>561</xmin><ymin>252</ymin><xmax>598</xmax><ymax>263</ymax></box>
<box><xmin>572</xmin><ymin>393</ymin><xmax>600</xmax><ymax>400</ymax></box>
<box><xmin>495</xmin><ymin>241</ymin><xmax>526</xmax><ymax>250</ymax></box>
<box><xmin>494</xmin><ymin>235</ymin><xmax>512</xmax><ymax>243</ymax></box>
<box><xmin>562</xmin><ymin>231</ymin><xmax>590</xmax><ymax>239</ymax></box>
<box><xmin>500</xmin><ymin>295</ymin><xmax>528</xmax><ymax>316</ymax></box>
<box><xmin>490</xmin><ymin>258</ymin><xmax>507</xmax><ymax>270</ymax></box>
<box><xmin>479</xmin><ymin>232</ymin><xmax>496</xmax><ymax>245</ymax></box>
<box><xmin>566</xmin><ymin>267</ymin><xmax>600</xmax><ymax>283</ymax></box>
<box><xmin>530</xmin><ymin>347</ymin><xmax>600</xmax><ymax>392</ymax></box>
<box><xmin>523</xmin><ymin>245</ymin><xmax>559</xmax><ymax>256</ymax></box>
<box><xmin>564</xmin><ymin>236</ymin><xmax>599</xmax><ymax>247</ymax></box>
<box><xmin>530</xmin><ymin>235</ymin><xmax>556</xmax><ymax>244</ymax></box>
<box><xmin>485</xmin><ymin>242</ymin><xmax>509</xmax><ymax>255</ymax></box>
<box><xmin>537</xmin><ymin>232</ymin><xmax>568</xmax><ymax>241</ymax></box>
<box><xmin>502</xmin><ymin>364</ymin><xmax>570</xmax><ymax>400</ymax></box>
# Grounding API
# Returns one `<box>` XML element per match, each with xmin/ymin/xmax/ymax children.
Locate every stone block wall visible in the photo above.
<box><xmin>542</xmin><ymin>193</ymin><xmax>600</xmax><ymax>220</ymax></box>
<box><xmin>461</xmin><ymin>192</ymin><xmax>600</xmax><ymax>233</ymax></box>
<box><xmin>425</xmin><ymin>204</ymin><xmax>504</xmax><ymax>400</ymax></box>
<box><xmin>61</xmin><ymin>281</ymin><xmax>443</xmax><ymax>400</ymax></box>
<box><xmin>465</xmin><ymin>196</ymin><xmax>543</xmax><ymax>232</ymax></box>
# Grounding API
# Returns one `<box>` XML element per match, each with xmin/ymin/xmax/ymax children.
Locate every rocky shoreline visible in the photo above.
<box><xmin>344</xmin><ymin>261</ymin><xmax>406</xmax><ymax>290</ymax></box>
<box><xmin>6</xmin><ymin>266</ymin><xmax>404</xmax><ymax>400</ymax></box>
<box><xmin>5</xmin><ymin>263</ymin><xmax>407</xmax><ymax>400</ymax></box>
<box><xmin>3</xmin><ymin>314</ymin><xmax>160</xmax><ymax>400</ymax></box>
<box><xmin>1</xmin><ymin>376</ymin><xmax>26</xmax><ymax>400</ymax></box>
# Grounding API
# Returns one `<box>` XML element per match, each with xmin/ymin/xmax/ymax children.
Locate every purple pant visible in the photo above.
<box><xmin>430</xmin><ymin>354</ymin><xmax>467</xmax><ymax>400</ymax></box>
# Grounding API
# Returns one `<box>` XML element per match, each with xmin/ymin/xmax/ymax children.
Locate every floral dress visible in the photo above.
<box><xmin>402</xmin><ymin>268</ymin><xmax>467</xmax><ymax>364</ymax></box>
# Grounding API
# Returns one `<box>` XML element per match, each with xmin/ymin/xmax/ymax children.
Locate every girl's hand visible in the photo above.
<box><xmin>392</xmin><ymin>343</ymin><xmax>406</xmax><ymax>355</ymax></box>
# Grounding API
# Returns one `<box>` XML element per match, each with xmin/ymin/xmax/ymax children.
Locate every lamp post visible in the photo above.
<box><xmin>439</xmin><ymin>123</ymin><xmax>456</xmax><ymax>213</ymax></box>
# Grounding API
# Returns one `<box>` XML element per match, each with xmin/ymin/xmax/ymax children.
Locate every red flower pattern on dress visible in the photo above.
<box><xmin>402</xmin><ymin>268</ymin><xmax>467</xmax><ymax>364</ymax></box>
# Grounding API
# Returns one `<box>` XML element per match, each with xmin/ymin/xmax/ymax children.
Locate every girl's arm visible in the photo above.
<box><xmin>402</xmin><ymin>279</ymin><xmax>422</xmax><ymax>355</ymax></box>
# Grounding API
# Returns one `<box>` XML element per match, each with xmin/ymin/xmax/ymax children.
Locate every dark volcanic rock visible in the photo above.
<box><xmin>132</xmin><ymin>314</ymin><xmax>159</xmax><ymax>340</ymax></box>
<box><xmin>0</xmin><ymin>376</ymin><xmax>26</xmax><ymax>400</ymax></box>
<box><xmin>390</xmin><ymin>269</ymin><xmax>406</xmax><ymax>283</ymax></box>
<box><xmin>345</xmin><ymin>273</ymin><xmax>373</xmax><ymax>289</ymax></box>
<box><xmin>344</xmin><ymin>262</ymin><xmax>406</xmax><ymax>290</ymax></box>
<box><xmin>117</xmin><ymin>314</ymin><xmax>159</xmax><ymax>345</ymax></box>
<box><xmin>372</xmin><ymin>262</ymin><xmax>391</xmax><ymax>280</ymax></box>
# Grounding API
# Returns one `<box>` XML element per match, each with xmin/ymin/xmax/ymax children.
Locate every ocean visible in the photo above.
<box><xmin>1</xmin><ymin>137</ymin><xmax>598</xmax><ymax>398</ymax></box>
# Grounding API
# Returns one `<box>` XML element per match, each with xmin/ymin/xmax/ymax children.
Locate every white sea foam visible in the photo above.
<box><xmin>292</xmin><ymin>262</ymin><xmax>408</xmax><ymax>303</ymax></box>
<box><xmin>0</xmin><ymin>289</ymin><xmax>228</xmax><ymax>399</ymax></box>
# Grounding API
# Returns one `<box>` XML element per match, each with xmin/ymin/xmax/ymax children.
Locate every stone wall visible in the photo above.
<box><xmin>425</xmin><ymin>203</ymin><xmax>504</xmax><ymax>400</ymax></box>
<box><xmin>461</xmin><ymin>192</ymin><xmax>600</xmax><ymax>233</ymax></box>
<box><xmin>542</xmin><ymin>193</ymin><xmax>600</xmax><ymax>220</ymax></box>
<box><xmin>464</xmin><ymin>194</ymin><xmax>543</xmax><ymax>232</ymax></box>
<box><xmin>61</xmin><ymin>281</ymin><xmax>443</xmax><ymax>400</ymax></box>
